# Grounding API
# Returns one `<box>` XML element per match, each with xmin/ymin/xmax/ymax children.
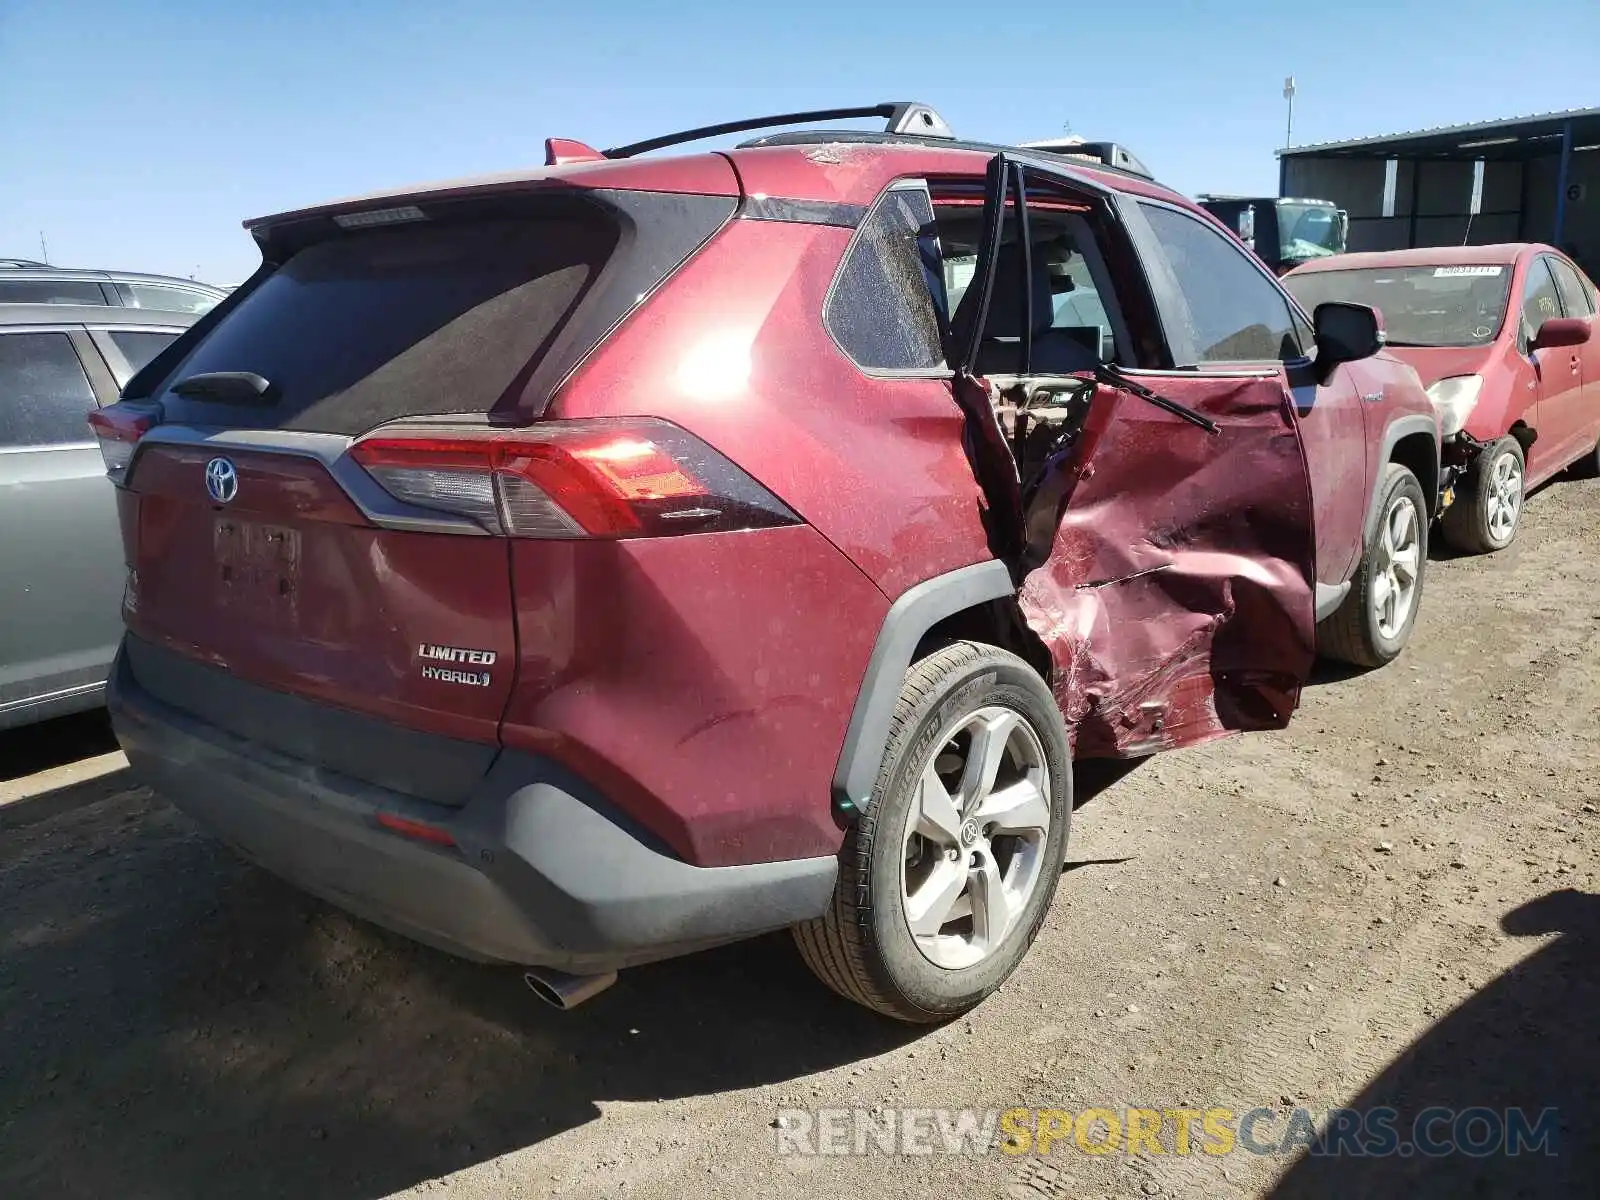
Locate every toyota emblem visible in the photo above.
<box><xmin>205</xmin><ymin>457</ymin><xmax>238</xmax><ymax>504</ymax></box>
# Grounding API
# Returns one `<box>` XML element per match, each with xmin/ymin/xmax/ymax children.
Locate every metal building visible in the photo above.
<box><xmin>1278</xmin><ymin>107</ymin><xmax>1600</xmax><ymax>277</ymax></box>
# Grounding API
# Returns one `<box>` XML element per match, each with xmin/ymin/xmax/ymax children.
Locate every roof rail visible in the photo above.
<box><xmin>0</xmin><ymin>258</ymin><xmax>50</xmax><ymax>269</ymax></box>
<box><xmin>601</xmin><ymin>101</ymin><xmax>953</xmax><ymax>159</ymax></box>
<box><xmin>1020</xmin><ymin>139</ymin><xmax>1154</xmax><ymax>180</ymax></box>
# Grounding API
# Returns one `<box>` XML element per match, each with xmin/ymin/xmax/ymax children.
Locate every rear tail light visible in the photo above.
<box><xmin>350</xmin><ymin>419</ymin><xmax>800</xmax><ymax>539</ymax></box>
<box><xmin>87</xmin><ymin>404</ymin><xmax>159</xmax><ymax>483</ymax></box>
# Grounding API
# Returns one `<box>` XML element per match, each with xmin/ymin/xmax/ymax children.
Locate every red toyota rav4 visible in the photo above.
<box><xmin>95</xmin><ymin>104</ymin><xmax>1440</xmax><ymax>1022</ymax></box>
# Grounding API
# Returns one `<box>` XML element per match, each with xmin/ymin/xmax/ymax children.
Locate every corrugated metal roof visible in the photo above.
<box><xmin>1279</xmin><ymin>106</ymin><xmax>1600</xmax><ymax>157</ymax></box>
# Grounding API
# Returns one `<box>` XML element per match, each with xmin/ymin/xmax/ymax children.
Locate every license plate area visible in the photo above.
<box><xmin>214</xmin><ymin>517</ymin><xmax>301</xmax><ymax>625</ymax></box>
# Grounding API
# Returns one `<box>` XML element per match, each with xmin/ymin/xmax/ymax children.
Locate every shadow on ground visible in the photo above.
<box><xmin>1304</xmin><ymin>658</ymin><xmax>1370</xmax><ymax>689</ymax></box>
<box><xmin>0</xmin><ymin>709</ymin><xmax>118</xmax><ymax>783</ymax></box>
<box><xmin>0</xmin><ymin>777</ymin><xmax>929</xmax><ymax>1200</ymax></box>
<box><xmin>0</xmin><ymin>733</ymin><xmax>1180</xmax><ymax>1196</ymax></box>
<box><xmin>1269</xmin><ymin>889</ymin><xmax>1599</xmax><ymax>1197</ymax></box>
<box><xmin>1070</xmin><ymin>757</ymin><xmax>1145</xmax><ymax>808</ymax></box>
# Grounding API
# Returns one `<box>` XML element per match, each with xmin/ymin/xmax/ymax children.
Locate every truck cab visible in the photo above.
<box><xmin>1198</xmin><ymin>195</ymin><xmax>1348</xmax><ymax>275</ymax></box>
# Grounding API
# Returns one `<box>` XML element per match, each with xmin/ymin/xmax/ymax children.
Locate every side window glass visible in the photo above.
<box><xmin>942</xmin><ymin>191</ymin><xmax>1132</xmax><ymax>374</ymax></box>
<box><xmin>0</xmin><ymin>279</ymin><xmax>107</xmax><ymax>306</ymax></box>
<box><xmin>1290</xmin><ymin>305</ymin><xmax>1316</xmax><ymax>353</ymax></box>
<box><xmin>1548</xmin><ymin>258</ymin><xmax>1594</xmax><ymax>318</ymax></box>
<box><xmin>0</xmin><ymin>332</ymin><xmax>98</xmax><ymax>447</ymax></box>
<box><xmin>1520</xmin><ymin>258</ymin><xmax>1564</xmax><ymax>338</ymax></box>
<box><xmin>1043</xmin><ymin>239</ymin><xmax>1113</xmax><ymax>360</ymax></box>
<box><xmin>1138</xmin><ymin>202</ymin><xmax>1304</xmax><ymax>364</ymax></box>
<box><xmin>943</xmin><ymin>252</ymin><xmax>979</xmax><ymax>316</ymax></box>
<box><xmin>107</xmin><ymin>329</ymin><xmax>180</xmax><ymax>386</ymax></box>
<box><xmin>825</xmin><ymin>183</ymin><xmax>947</xmax><ymax>371</ymax></box>
<box><xmin>124</xmin><ymin>282</ymin><xmax>219</xmax><ymax>314</ymax></box>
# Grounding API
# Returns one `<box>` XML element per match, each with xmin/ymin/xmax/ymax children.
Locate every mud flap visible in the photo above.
<box><xmin>952</xmin><ymin>371</ymin><xmax>1317</xmax><ymax>758</ymax></box>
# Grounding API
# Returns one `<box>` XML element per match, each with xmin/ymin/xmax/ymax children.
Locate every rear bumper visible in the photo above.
<box><xmin>108</xmin><ymin>645</ymin><xmax>837</xmax><ymax>973</ymax></box>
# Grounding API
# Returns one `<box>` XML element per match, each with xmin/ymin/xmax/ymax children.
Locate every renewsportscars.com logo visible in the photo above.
<box><xmin>771</xmin><ymin>1105</ymin><xmax>1561</xmax><ymax>1159</ymax></box>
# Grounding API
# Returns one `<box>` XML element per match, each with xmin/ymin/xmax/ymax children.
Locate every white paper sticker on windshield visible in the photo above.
<box><xmin>1433</xmin><ymin>266</ymin><xmax>1504</xmax><ymax>277</ymax></box>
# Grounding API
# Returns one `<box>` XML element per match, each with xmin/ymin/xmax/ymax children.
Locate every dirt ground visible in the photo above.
<box><xmin>2</xmin><ymin>470</ymin><xmax>1596</xmax><ymax>1200</ymax></box>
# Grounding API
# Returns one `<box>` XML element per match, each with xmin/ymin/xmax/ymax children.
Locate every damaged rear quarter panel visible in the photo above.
<box><xmin>1017</xmin><ymin>373</ymin><xmax>1317</xmax><ymax>757</ymax></box>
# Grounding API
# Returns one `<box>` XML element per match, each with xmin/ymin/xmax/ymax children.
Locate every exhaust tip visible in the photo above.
<box><xmin>523</xmin><ymin>967</ymin><xmax>618</xmax><ymax>1011</ymax></box>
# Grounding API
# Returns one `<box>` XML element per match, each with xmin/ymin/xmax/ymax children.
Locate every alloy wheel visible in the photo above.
<box><xmin>900</xmin><ymin>706</ymin><xmax>1052</xmax><ymax>970</ymax></box>
<box><xmin>1371</xmin><ymin>494</ymin><xmax>1421</xmax><ymax>640</ymax></box>
<box><xmin>1485</xmin><ymin>449</ymin><xmax>1523</xmax><ymax>544</ymax></box>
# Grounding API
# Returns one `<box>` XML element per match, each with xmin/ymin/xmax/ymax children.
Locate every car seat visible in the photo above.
<box><xmin>951</xmin><ymin>241</ymin><xmax>1101</xmax><ymax>376</ymax></box>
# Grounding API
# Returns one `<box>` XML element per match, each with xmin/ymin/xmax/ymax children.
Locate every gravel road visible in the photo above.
<box><xmin>2</xmin><ymin>471</ymin><xmax>1596</xmax><ymax>1200</ymax></box>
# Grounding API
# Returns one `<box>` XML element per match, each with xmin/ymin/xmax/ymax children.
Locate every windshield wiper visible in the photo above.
<box><xmin>170</xmin><ymin>371</ymin><xmax>276</xmax><ymax>405</ymax></box>
<box><xmin>1094</xmin><ymin>364</ymin><xmax>1219</xmax><ymax>435</ymax></box>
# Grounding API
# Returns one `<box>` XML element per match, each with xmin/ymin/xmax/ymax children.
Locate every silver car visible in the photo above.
<box><xmin>0</xmin><ymin>304</ymin><xmax>197</xmax><ymax>728</ymax></box>
<box><xmin>0</xmin><ymin>262</ymin><xmax>225</xmax><ymax>314</ymax></box>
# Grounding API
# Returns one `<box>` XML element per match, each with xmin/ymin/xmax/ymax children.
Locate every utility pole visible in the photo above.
<box><xmin>1283</xmin><ymin>76</ymin><xmax>1296</xmax><ymax>150</ymax></box>
<box><xmin>38</xmin><ymin>231</ymin><xmax>48</xmax><ymax>264</ymax></box>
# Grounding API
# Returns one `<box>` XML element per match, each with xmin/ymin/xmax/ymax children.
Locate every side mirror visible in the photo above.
<box><xmin>1237</xmin><ymin>206</ymin><xmax>1256</xmax><ymax>250</ymax></box>
<box><xmin>1530</xmin><ymin>316</ymin><xmax>1592</xmax><ymax>352</ymax></box>
<box><xmin>1313</xmin><ymin>301</ymin><xmax>1384</xmax><ymax>376</ymax></box>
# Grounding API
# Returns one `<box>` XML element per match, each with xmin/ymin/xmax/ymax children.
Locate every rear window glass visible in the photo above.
<box><xmin>0</xmin><ymin>332</ymin><xmax>97</xmax><ymax>447</ymax></box>
<box><xmin>108</xmin><ymin>329</ymin><xmax>180</xmax><ymax>385</ymax></box>
<box><xmin>121</xmin><ymin>281</ymin><xmax>220</xmax><ymax>314</ymax></box>
<box><xmin>0</xmin><ymin>279</ymin><xmax>107</xmax><ymax>306</ymax></box>
<box><xmin>150</xmin><ymin>211</ymin><xmax>621</xmax><ymax>435</ymax></box>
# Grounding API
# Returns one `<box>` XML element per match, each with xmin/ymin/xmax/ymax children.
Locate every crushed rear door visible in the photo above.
<box><xmin>949</xmin><ymin>155</ymin><xmax>1316</xmax><ymax>757</ymax></box>
<box><xmin>1013</xmin><ymin>373</ymin><xmax>1314</xmax><ymax>754</ymax></box>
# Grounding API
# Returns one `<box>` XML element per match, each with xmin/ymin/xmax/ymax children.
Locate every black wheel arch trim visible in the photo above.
<box><xmin>1364</xmin><ymin>414</ymin><xmax>1441</xmax><ymax>545</ymax></box>
<box><xmin>831</xmin><ymin>559</ymin><xmax>1016</xmax><ymax>819</ymax></box>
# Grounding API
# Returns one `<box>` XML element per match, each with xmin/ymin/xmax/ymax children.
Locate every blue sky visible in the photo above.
<box><xmin>3</xmin><ymin>0</ymin><xmax>1597</xmax><ymax>285</ymax></box>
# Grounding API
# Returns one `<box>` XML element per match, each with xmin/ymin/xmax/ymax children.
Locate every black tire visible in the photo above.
<box><xmin>1318</xmin><ymin>463</ymin><xmax>1428</xmax><ymax>668</ymax></box>
<box><xmin>793</xmin><ymin>641</ymin><xmax>1071</xmax><ymax>1023</ymax></box>
<box><xmin>1441</xmin><ymin>436</ymin><xmax>1525</xmax><ymax>554</ymax></box>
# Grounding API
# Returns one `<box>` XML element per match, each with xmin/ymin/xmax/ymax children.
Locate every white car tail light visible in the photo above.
<box><xmin>87</xmin><ymin>404</ymin><xmax>159</xmax><ymax>482</ymax></box>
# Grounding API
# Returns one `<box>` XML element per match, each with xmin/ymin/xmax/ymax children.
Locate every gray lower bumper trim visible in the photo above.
<box><xmin>109</xmin><ymin>647</ymin><xmax>837</xmax><ymax>973</ymax></box>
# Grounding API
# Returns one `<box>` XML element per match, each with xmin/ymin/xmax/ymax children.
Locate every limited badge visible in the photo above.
<box><xmin>417</xmin><ymin>643</ymin><xmax>495</xmax><ymax>687</ymax></box>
